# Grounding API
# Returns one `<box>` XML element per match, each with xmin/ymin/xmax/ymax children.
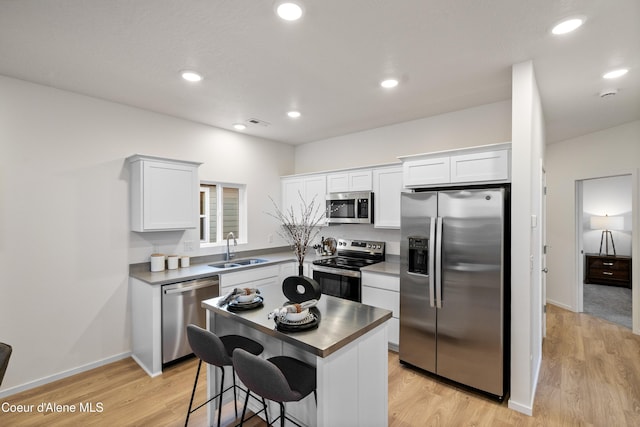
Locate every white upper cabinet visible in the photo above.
<box><xmin>128</xmin><ymin>155</ymin><xmax>201</xmax><ymax>232</ymax></box>
<box><xmin>400</xmin><ymin>143</ymin><xmax>511</xmax><ymax>188</ymax></box>
<box><xmin>449</xmin><ymin>149</ymin><xmax>510</xmax><ymax>183</ymax></box>
<box><xmin>281</xmin><ymin>174</ymin><xmax>327</xmax><ymax>224</ymax></box>
<box><xmin>327</xmin><ymin>169</ymin><xmax>372</xmax><ymax>193</ymax></box>
<box><xmin>372</xmin><ymin>166</ymin><xmax>403</xmax><ymax>229</ymax></box>
<box><xmin>402</xmin><ymin>156</ymin><xmax>450</xmax><ymax>187</ymax></box>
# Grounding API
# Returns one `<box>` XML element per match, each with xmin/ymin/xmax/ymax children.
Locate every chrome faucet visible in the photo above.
<box><xmin>226</xmin><ymin>232</ymin><xmax>237</xmax><ymax>261</ymax></box>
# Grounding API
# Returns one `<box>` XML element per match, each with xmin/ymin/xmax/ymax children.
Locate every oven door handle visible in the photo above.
<box><xmin>312</xmin><ymin>264</ymin><xmax>361</xmax><ymax>278</ymax></box>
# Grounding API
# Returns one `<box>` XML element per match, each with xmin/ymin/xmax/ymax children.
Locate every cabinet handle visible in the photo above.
<box><xmin>602</xmin><ymin>271</ymin><xmax>613</xmax><ymax>276</ymax></box>
<box><xmin>603</xmin><ymin>262</ymin><xmax>614</xmax><ymax>266</ymax></box>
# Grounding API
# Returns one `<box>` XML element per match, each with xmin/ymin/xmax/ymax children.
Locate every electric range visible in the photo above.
<box><xmin>312</xmin><ymin>238</ymin><xmax>385</xmax><ymax>302</ymax></box>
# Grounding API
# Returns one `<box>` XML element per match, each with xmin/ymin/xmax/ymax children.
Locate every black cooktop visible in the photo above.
<box><xmin>313</xmin><ymin>256</ymin><xmax>379</xmax><ymax>270</ymax></box>
<box><xmin>312</xmin><ymin>238</ymin><xmax>385</xmax><ymax>271</ymax></box>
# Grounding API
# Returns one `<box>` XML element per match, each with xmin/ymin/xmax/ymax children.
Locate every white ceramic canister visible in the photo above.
<box><xmin>180</xmin><ymin>256</ymin><xmax>190</xmax><ymax>268</ymax></box>
<box><xmin>150</xmin><ymin>253</ymin><xmax>165</xmax><ymax>272</ymax></box>
<box><xmin>167</xmin><ymin>255</ymin><xmax>179</xmax><ymax>270</ymax></box>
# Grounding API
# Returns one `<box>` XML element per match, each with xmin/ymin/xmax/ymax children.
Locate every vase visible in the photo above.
<box><xmin>282</xmin><ymin>274</ymin><xmax>321</xmax><ymax>303</ymax></box>
<box><xmin>298</xmin><ymin>264</ymin><xmax>304</xmax><ymax>276</ymax></box>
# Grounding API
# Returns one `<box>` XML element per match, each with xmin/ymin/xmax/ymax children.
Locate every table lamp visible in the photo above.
<box><xmin>590</xmin><ymin>214</ymin><xmax>624</xmax><ymax>256</ymax></box>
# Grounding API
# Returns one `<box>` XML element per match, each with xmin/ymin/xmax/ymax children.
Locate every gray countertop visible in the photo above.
<box><xmin>202</xmin><ymin>286</ymin><xmax>392</xmax><ymax>358</ymax></box>
<box><xmin>361</xmin><ymin>259</ymin><xmax>400</xmax><ymax>276</ymax></box>
<box><xmin>129</xmin><ymin>251</ymin><xmax>333</xmax><ymax>286</ymax></box>
<box><xmin>128</xmin><ymin>248</ymin><xmax>399</xmax><ymax>285</ymax></box>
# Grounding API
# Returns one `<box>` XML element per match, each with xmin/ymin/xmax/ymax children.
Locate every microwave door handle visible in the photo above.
<box><xmin>428</xmin><ymin>217</ymin><xmax>436</xmax><ymax>308</ymax></box>
<box><xmin>435</xmin><ymin>217</ymin><xmax>443</xmax><ymax>309</ymax></box>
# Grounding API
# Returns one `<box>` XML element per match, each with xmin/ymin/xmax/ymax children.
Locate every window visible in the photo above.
<box><xmin>200</xmin><ymin>183</ymin><xmax>246</xmax><ymax>246</ymax></box>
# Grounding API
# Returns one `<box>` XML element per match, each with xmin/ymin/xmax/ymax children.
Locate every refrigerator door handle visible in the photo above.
<box><xmin>428</xmin><ymin>217</ymin><xmax>436</xmax><ymax>308</ymax></box>
<box><xmin>435</xmin><ymin>216</ymin><xmax>443</xmax><ymax>308</ymax></box>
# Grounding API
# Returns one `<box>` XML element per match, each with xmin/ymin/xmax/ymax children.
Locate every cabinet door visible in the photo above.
<box><xmin>403</xmin><ymin>156</ymin><xmax>450</xmax><ymax>187</ymax></box>
<box><xmin>304</xmin><ymin>175</ymin><xmax>327</xmax><ymax>224</ymax></box>
<box><xmin>281</xmin><ymin>178</ymin><xmax>304</xmax><ymax>219</ymax></box>
<box><xmin>326</xmin><ymin>173</ymin><xmax>349</xmax><ymax>193</ymax></box>
<box><xmin>349</xmin><ymin>170</ymin><xmax>372</xmax><ymax>191</ymax></box>
<box><xmin>129</xmin><ymin>156</ymin><xmax>200</xmax><ymax>232</ymax></box>
<box><xmin>142</xmin><ymin>161</ymin><xmax>199</xmax><ymax>230</ymax></box>
<box><xmin>373</xmin><ymin>166</ymin><xmax>403</xmax><ymax>229</ymax></box>
<box><xmin>304</xmin><ymin>175</ymin><xmax>327</xmax><ymax>207</ymax></box>
<box><xmin>281</xmin><ymin>175</ymin><xmax>326</xmax><ymax>223</ymax></box>
<box><xmin>450</xmin><ymin>150</ymin><xmax>509</xmax><ymax>183</ymax></box>
<box><xmin>327</xmin><ymin>170</ymin><xmax>372</xmax><ymax>192</ymax></box>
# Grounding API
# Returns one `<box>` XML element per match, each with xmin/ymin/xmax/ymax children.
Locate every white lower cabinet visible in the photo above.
<box><xmin>361</xmin><ymin>271</ymin><xmax>399</xmax><ymax>350</ymax></box>
<box><xmin>219</xmin><ymin>264</ymin><xmax>281</xmax><ymax>296</ymax></box>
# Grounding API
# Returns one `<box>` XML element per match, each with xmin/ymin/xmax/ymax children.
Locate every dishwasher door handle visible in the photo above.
<box><xmin>163</xmin><ymin>281</ymin><xmax>217</xmax><ymax>295</ymax></box>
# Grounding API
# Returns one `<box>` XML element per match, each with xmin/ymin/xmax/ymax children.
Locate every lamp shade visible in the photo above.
<box><xmin>590</xmin><ymin>215</ymin><xmax>624</xmax><ymax>231</ymax></box>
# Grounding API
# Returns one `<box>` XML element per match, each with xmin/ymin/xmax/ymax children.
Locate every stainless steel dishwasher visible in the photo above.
<box><xmin>162</xmin><ymin>276</ymin><xmax>219</xmax><ymax>365</ymax></box>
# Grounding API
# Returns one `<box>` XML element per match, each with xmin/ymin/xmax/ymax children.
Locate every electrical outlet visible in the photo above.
<box><xmin>183</xmin><ymin>241</ymin><xmax>194</xmax><ymax>252</ymax></box>
<box><xmin>268</xmin><ymin>234</ymin><xmax>274</xmax><ymax>243</ymax></box>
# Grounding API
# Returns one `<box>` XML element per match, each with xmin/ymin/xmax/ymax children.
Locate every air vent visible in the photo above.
<box><xmin>246</xmin><ymin>118</ymin><xmax>271</xmax><ymax>127</ymax></box>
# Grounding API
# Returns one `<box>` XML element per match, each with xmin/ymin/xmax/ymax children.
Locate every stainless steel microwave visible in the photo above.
<box><xmin>326</xmin><ymin>191</ymin><xmax>373</xmax><ymax>224</ymax></box>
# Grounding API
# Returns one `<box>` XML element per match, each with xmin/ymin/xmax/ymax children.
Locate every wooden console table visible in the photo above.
<box><xmin>585</xmin><ymin>254</ymin><xmax>632</xmax><ymax>288</ymax></box>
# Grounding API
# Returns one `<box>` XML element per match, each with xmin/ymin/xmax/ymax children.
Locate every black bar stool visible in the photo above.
<box><xmin>185</xmin><ymin>325</ymin><xmax>265</xmax><ymax>427</ymax></box>
<box><xmin>0</xmin><ymin>342</ymin><xmax>12</xmax><ymax>387</ymax></box>
<box><xmin>232</xmin><ymin>348</ymin><xmax>317</xmax><ymax>427</ymax></box>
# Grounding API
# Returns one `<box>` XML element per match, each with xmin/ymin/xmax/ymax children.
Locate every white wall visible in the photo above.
<box><xmin>582</xmin><ymin>175</ymin><xmax>633</xmax><ymax>256</ymax></box>
<box><xmin>546</xmin><ymin>120</ymin><xmax>639</xmax><ymax>332</ymax></box>
<box><xmin>508</xmin><ymin>60</ymin><xmax>545</xmax><ymax>415</ymax></box>
<box><xmin>294</xmin><ymin>100</ymin><xmax>512</xmax><ymax>173</ymax></box>
<box><xmin>0</xmin><ymin>75</ymin><xmax>294</xmax><ymax>394</ymax></box>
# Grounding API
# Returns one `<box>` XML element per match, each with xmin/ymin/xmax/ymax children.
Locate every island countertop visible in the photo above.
<box><xmin>202</xmin><ymin>286</ymin><xmax>392</xmax><ymax>358</ymax></box>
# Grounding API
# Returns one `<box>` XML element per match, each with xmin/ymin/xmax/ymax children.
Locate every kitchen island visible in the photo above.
<box><xmin>202</xmin><ymin>286</ymin><xmax>392</xmax><ymax>427</ymax></box>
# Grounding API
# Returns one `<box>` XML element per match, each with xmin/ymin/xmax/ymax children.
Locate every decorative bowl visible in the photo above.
<box><xmin>285</xmin><ymin>308</ymin><xmax>309</xmax><ymax>322</ymax></box>
<box><xmin>236</xmin><ymin>293</ymin><xmax>257</xmax><ymax>303</ymax></box>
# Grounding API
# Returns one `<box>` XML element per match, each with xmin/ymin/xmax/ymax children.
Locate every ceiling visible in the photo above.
<box><xmin>1</xmin><ymin>0</ymin><xmax>638</xmax><ymax>145</ymax></box>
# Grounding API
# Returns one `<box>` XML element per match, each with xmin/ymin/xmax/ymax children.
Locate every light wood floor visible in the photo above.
<box><xmin>2</xmin><ymin>304</ymin><xmax>639</xmax><ymax>426</ymax></box>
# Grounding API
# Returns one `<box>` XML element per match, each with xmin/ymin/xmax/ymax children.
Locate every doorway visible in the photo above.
<box><xmin>576</xmin><ymin>175</ymin><xmax>633</xmax><ymax>329</ymax></box>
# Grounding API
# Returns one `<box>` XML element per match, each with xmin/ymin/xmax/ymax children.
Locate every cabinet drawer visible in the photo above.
<box><xmin>588</xmin><ymin>268</ymin><xmax>630</xmax><ymax>282</ymax></box>
<box><xmin>362</xmin><ymin>286</ymin><xmax>399</xmax><ymax>318</ymax></box>
<box><xmin>219</xmin><ymin>265</ymin><xmax>279</xmax><ymax>288</ymax></box>
<box><xmin>587</xmin><ymin>258</ymin><xmax>630</xmax><ymax>271</ymax></box>
<box><xmin>361</xmin><ymin>272</ymin><xmax>399</xmax><ymax>292</ymax></box>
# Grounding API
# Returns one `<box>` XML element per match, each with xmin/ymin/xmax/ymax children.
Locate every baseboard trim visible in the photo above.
<box><xmin>131</xmin><ymin>354</ymin><xmax>162</xmax><ymax>378</ymax></box>
<box><xmin>508</xmin><ymin>398</ymin><xmax>533</xmax><ymax>416</ymax></box>
<box><xmin>0</xmin><ymin>352</ymin><xmax>131</xmax><ymax>399</ymax></box>
<box><xmin>547</xmin><ymin>299</ymin><xmax>573</xmax><ymax>311</ymax></box>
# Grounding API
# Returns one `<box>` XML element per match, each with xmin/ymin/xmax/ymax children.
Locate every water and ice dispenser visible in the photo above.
<box><xmin>408</xmin><ymin>237</ymin><xmax>429</xmax><ymax>275</ymax></box>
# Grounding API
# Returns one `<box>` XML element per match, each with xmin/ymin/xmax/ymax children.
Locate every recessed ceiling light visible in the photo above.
<box><xmin>603</xmin><ymin>68</ymin><xmax>629</xmax><ymax>79</ymax></box>
<box><xmin>380</xmin><ymin>79</ymin><xmax>399</xmax><ymax>89</ymax></box>
<box><xmin>551</xmin><ymin>18</ymin><xmax>584</xmax><ymax>35</ymax></box>
<box><xmin>275</xmin><ymin>2</ymin><xmax>304</xmax><ymax>21</ymax></box>
<box><xmin>287</xmin><ymin>111</ymin><xmax>301</xmax><ymax>118</ymax></box>
<box><xmin>233</xmin><ymin>123</ymin><xmax>246</xmax><ymax>131</ymax></box>
<box><xmin>181</xmin><ymin>70</ymin><xmax>203</xmax><ymax>82</ymax></box>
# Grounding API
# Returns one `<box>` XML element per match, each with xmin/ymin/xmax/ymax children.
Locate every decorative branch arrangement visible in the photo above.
<box><xmin>268</xmin><ymin>192</ymin><xmax>325</xmax><ymax>269</ymax></box>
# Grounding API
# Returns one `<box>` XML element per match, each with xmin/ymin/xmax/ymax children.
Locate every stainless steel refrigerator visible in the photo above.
<box><xmin>399</xmin><ymin>186</ymin><xmax>509</xmax><ymax>399</ymax></box>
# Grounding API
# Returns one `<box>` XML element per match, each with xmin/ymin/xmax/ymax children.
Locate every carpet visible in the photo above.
<box><xmin>584</xmin><ymin>283</ymin><xmax>632</xmax><ymax>329</ymax></box>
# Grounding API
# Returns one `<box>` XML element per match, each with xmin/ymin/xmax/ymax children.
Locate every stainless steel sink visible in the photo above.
<box><xmin>208</xmin><ymin>258</ymin><xmax>269</xmax><ymax>269</ymax></box>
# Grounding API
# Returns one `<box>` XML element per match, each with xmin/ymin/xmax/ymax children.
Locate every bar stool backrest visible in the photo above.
<box><xmin>0</xmin><ymin>342</ymin><xmax>12</xmax><ymax>387</ymax></box>
<box><xmin>232</xmin><ymin>348</ymin><xmax>302</xmax><ymax>403</ymax></box>
<box><xmin>186</xmin><ymin>325</ymin><xmax>231</xmax><ymax>367</ymax></box>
